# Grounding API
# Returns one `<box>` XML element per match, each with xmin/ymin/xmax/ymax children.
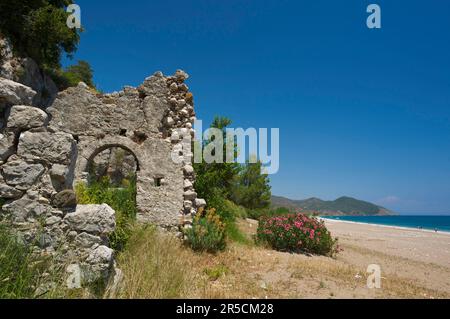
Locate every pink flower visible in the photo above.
<box><xmin>294</xmin><ymin>221</ymin><xmax>302</xmax><ymax>229</ymax></box>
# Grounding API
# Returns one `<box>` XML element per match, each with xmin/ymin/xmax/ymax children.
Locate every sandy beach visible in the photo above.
<box><xmin>323</xmin><ymin>219</ymin><xmax>450</xmax><ymax>295</ymax></box>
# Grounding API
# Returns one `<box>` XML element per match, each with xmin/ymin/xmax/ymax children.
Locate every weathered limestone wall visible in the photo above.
<box><xmin>0</xmin><ymin>84</ymin><xmax>118</xmax><ymax>290</ymax></box>
<box><xmin>47</xmin><ymin>70</ymin><xmax>205</xmax><ymax>229</ymax></box>
<box><xmin>1</xmin><ymin>68</ymin><xmax>204</xmax><ymax>235</ymax></box>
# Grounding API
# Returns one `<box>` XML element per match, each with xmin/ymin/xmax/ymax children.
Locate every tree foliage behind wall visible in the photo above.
<box><xmin>231</xmin><ymin>161</ymin><xmax>271</xmax><ymax>210</ymax></box>
<box><xmin>193</xmin><ymin>116</ymin><xmax>242</xmax><ymax>212</ymax></box>
<box><xmin>48</xmin><ymin>60</ymin><xmax>96</xmax><ymax>90</ymax></box>
<box><xmin>194</xmin><ymin>116</ymin><xmax>272</xmax><ymax>217</ymax></box>
<box><xmin>0</xmin><ymin>0</ymin><xmax>80</xmax><ymax>69</ymax></box>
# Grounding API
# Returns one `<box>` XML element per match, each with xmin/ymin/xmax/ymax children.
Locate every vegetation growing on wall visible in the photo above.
<box><xmin>75</xmin><ymin>176</ymin><xmax>137</xmax><ymax>251</ymax></box>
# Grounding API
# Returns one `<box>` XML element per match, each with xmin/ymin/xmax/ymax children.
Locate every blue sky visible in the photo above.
<box><xmin>65</xmin><ymin>0</ymin><xmax>450</xmax><ymax>214</ymax></box>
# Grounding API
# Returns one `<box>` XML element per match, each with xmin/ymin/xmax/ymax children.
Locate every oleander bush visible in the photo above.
<box><xmin>185</xmin><ymin>208</ymin><xmax>227</xmax><ymax>253</ymax></box>
<box><xmin>257</xmin><ymin>213</ymin><xmax>340</xmax><ymax>257</ymax></box>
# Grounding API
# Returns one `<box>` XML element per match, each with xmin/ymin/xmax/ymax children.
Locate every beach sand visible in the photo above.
<box><xmin>323</xmin><ymin>219</ymin><xmax>450</xmax><ymax>295</ymax></box>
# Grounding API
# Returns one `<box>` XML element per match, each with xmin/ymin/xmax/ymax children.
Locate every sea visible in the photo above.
<box><xmin>322</xmin><ymin>215</ymin><xmax>450</xmax><ymax>233</ymax></box>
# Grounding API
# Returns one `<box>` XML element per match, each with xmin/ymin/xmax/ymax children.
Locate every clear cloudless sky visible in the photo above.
<box><xmin>64</xmin><ymin>0</ymin><xmax>450</xmax><ymax>214</ymax></box>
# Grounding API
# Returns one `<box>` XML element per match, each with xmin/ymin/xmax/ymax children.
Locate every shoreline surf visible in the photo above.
<box><xmin>320</xmin><ymin>217</ymin><xmax>450</xmax><ymax>235</ymax></box>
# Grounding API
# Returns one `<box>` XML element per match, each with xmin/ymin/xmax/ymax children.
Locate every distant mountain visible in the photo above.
<box><xmin>271</xmin><ymin>195</ymin><xmax>394</xmax><ymax>216</ymax></box>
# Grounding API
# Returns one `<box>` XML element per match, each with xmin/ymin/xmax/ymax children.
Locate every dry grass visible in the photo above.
<box><xmin>113</xmin><ymin>225</ymin><xmax>266</xmax><ymax>299</ymax></box>
<box><xmin>115</xmin><ymin>225</ymin><xmax>196</xmax><ymax>299</ymax></box>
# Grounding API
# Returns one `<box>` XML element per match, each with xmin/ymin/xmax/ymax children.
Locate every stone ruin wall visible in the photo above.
<box><xmin>1</xmin><ymin>37</ymin><xmax>204</xmax><ymax>291</ymax></box>
<box><xmin>47</xmin><ymin>70</ymin><xmax>204</xmax><ymax>230</ymax></box>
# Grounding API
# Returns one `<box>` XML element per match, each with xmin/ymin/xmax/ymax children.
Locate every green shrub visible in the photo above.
<box><xmin>246</xmin><ymin>209</ymin><xmax>268</xmax><ymax>220</ymax></box>
<box><xmin>185</xmin><ymin>208</ymin><xmax>226</xmax><ymax>253</ymax></box>
<box><xmin>257</xmin><ymin>213</ymin><xmax>340</xmax><ymax>257</ymax></box>
<box><xmin>223</xmin><ymin>200</ymin><xmax>248</xmax><ymax>219</ymax></box>
<box><xmin>45</xmin><ymin>67</ymin><xmax>76</xmax><ymax>91</ymax></box>
<box><xmin>45</xmin><ymin>60</ymin><xmax>96</xmax><ymax>91</ymax></box>
<box><xmin>75</xmin><ymin>176</ymin><xmax>136</xmax><ymax>251</ymax></box>
<box><xmin>247</xmin><ymin>207</ymin><xmax>293</xmax><ymax>220</ymax></box>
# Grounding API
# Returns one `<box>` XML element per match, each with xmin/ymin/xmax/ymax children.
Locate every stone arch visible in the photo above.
<box><xmin>73</xmin><ymin>135</ymin><xmax>184</xmax><ymax>228</ymax></box>
<box><xmin>74</xmin><ymin>136</ymin><xmax>144</xmax><ymax>183</ymax></box>
<box><xmin>84</xmin><ymin>143</ymin><xmax>141</xmax><ymax>175</ymax></box>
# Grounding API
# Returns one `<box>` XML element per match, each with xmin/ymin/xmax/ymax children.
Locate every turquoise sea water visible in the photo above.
<box><xmin>322</xmin><ymin>215</ymin><xmax>450</xmax><ymax>233</ymax></box>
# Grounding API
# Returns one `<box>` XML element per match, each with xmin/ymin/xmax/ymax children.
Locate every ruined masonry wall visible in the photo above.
<box><xmin>47</xmin><ymin>70</ymin><xmax>204</xmax><ymax>229</ymax></box>
<box><xmin>0</xmin><ymin>67</ymin><xmax>204</xmax><ymax>291</ymax></box>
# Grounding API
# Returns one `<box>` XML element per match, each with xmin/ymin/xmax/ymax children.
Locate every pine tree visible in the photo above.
<box><xmin>232</xmin><ymin>161</ymin><xmax>271</xmax><ymax>210</ymax></box>
<box><xmin>194</xmin><ymin>116</ymin><xmax>241</xmax><ymax>211</ymax></box>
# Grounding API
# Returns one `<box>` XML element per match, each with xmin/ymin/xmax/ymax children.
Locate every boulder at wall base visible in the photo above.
<box><xmin>74</xmin><ymin>232</ymin><xmax>103</xmax><ymax>248</ymax></box>
<box><xmin>86</xmin><ymin>245</ymin><xmax>114</xmax><ymax>265</ymax></box>
<box><xmin>104</xmin><ymin>263</ymin><xmax>124</xmax><ymax>298</ymax></box>
<box><xmin>63</xmin><ymin>204</ymin><xmax>116</xmax><ymax>238</ymax></box>
<box><xmin>81</xmin><ymin>245</ymin><xmax>115</xmax><ymax>284</ymax></box>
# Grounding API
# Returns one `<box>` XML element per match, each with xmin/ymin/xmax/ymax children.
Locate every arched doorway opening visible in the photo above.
<box><xmin>78</xmin><ymin>145</ymin><xmax>140</xmax><ymax>251</ymax></box>
<box><xmin>86</xmin><ymin>145</ymin><xmax>139</xmax><ymax>187</ymax></box>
